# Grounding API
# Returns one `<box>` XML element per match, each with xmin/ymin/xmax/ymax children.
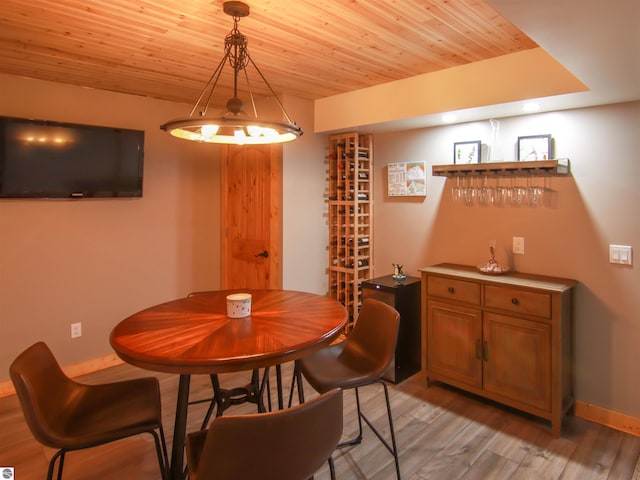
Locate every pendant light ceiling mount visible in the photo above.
<box><xmin>160</xmin><ymin>1</ymin><xmax>303</xmax><ymax>145</ymax></box>
<box><xmin>223</xmin><ymin>1</ymin><xmax>250</xmax><ymax>18</ymax></box>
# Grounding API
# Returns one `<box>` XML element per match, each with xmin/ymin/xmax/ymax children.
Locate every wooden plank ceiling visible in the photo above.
<box><xmin>0</xmin><ymin>0</ymin><xmax>537</xmax><ymax>108</ymax></box>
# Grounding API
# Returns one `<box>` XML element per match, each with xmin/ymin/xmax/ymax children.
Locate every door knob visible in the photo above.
<box><xmin>255</xmin><ymin>250</ymin><xmax>269</xmax><ymax>258</ymax></box>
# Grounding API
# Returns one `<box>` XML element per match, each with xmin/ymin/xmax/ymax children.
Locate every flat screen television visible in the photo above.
<box><xmin>0</xmin><ymin>116</ymin><xmax>144</xmax><ymax>198</ymax></box>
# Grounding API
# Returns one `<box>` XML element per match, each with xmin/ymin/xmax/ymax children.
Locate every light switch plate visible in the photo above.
<box><xmin>609</xmin><ymin>245</ymin><xmax>632</xmax><ymax>265</ymax></box>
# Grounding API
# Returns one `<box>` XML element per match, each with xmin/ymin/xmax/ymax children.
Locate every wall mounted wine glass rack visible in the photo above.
<box><xmin>432</xmin><ymin>158</ymin><xmax>570</xmax><ymax>177</ymax></box>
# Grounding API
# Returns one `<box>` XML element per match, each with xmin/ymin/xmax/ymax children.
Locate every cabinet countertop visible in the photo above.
<box><xmin>420</xmin><ymin>263</ymin><xmax>577</xmax><ymax>292</ymax></box>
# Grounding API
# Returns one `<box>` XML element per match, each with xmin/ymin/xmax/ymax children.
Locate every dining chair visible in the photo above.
<box><xmin>295</xmin><ymin>298</ymin><xmax>402</xmax><ymax>479</ymax></box>
<box><xmin>9</xmin><ymin>341</ymin><xmax>169</xmax><ymax>480</ymax></box>
<box><xmin>187</xmin><ymin>291</ymin><xmax>269</xmax><ymax>427</ymax></box>
<box><xmin>185</xmin><ymin>388</ymin><xmax>343</xmax><ymax>480</ymax></box>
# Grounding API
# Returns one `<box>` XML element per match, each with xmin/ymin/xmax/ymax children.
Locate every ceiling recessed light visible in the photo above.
<box><xmin>442</xmin><ymin>113</ymin><xmax>457</xmax><ymax>123</ymax></box>
<box><xmin>523</xmin><ymin>102</ymin><xmax>541</xmax><ymax>112</ymax></box>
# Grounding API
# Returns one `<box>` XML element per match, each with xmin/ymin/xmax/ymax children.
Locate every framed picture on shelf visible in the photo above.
<box><xmin>517</xmin><ymin>134</ymin><xmax>552</xmax><ymax>161</ymax></box>
<box><xmin>453</xmin><ymin>140</ymin><xmax>481</xmax><ymax>164</ymax></box>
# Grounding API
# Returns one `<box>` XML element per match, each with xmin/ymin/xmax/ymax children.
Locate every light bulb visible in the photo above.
<box><xmin>261</xmin><ymin>128</ymin><xmax>278</xmax><ymax>138</ymax></box>
<box><xmin>200</xmin><ymin>124</ymin><xmax>219</xmax><ymax>138</ymax></box>
<box><xmin>247</xmin><ymin>125</ymin><xmax>263</xmax><ymax>137</ymax></box>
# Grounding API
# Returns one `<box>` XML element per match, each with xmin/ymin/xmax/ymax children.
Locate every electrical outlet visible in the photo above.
<box><xmin>513</xmin><ymin>237</ymin><xmax>525</xmax><ymax>255</ymax></box>
<box><xmin>71</xmin><ymin>322</ymin><xmax>82</xmax><ymax>338</ymax></box>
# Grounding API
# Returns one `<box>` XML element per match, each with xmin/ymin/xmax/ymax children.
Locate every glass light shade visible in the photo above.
<box><xmin>161</xmin><ymin>117</ymin><xmax>301</xmax><ymax>145</ymax></box>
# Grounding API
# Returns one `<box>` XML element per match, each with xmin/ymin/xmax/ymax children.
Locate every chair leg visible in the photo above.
<box><xmin>381</xmin><ymin>380</ymin><xmax>401</xmax><ymax>480</ymax></box>
<box><xmin>356</xmin><ymin>381</ymin><xmax>401</xmax><ymax>479</ymax></box>
<box><xmin>288</xmin><ymin>360</ymin><xmax>305</xmax><ymax>407</ymax></box>
<box><xmin>275</xmin><ymin>364</ymin><xmax>284</xmax><ymax>410</ymax></box>
<box><xmin>255</xmin><ymin>367</ymin><xmax>270</xmax><ymax>413</ymax></box>
<box><xmin>265</xmin><ymin>370</ymin><xmax>273</xmax><ymax>411</ymax></box>
<box><xmin>328</xmin><ymin>456</ymin><xmax>336</xmax><ymax>480</ymax></box>
<box><xmin>47</xmin><ymin>449</ymin><xmax>65</xmax><ymax>480</ymax></box>
<box><xmin>150</xmin><ymin>427</ymin><xmax>170</xmax><ymax>480</ymax></box>
<box><xmin>337</xmin><ymin>382</ymin><xmax>401</xmax><ymax>479</ymax></box>
<box><xmin>337</xmin><ymin>387</ymin><xmax>363</xmax><ymax>448</ymax></box>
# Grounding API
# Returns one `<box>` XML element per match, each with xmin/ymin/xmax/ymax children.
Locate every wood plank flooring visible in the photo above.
<box><xmin>1</xmin><ymin>362</ymin><xmax>639</xmax><ymax>479</ymax></box>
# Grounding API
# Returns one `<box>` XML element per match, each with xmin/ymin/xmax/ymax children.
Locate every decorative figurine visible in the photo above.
<box><xmin>392</xmin><ymin>264</ymin><xmax>406</xmax><ymax>281</ymax></box>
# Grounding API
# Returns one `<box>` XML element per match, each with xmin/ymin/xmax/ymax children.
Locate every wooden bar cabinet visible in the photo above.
<box><xmin>420</xmin><ymin>263</ymin><xmax>576</xmax><ymax>436</ymax></box>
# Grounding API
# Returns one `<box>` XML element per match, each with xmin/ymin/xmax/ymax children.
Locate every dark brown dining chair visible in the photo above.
<box><xmin>295</xmin><ymin>298</ymin><xmax>402</xmax><ymax>479</ymax></box>
<box><xmin>9</xmin><ymin>342</ymin><xmax>169</xmax><ymax>480</ymax></box>
<box><xmin>186</xmin><ymin>388</ymin><xmax>343</xmax><ymax>480</ymax></box>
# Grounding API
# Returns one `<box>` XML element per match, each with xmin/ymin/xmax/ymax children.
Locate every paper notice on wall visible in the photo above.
<box><xmin>387</xmin><ymin>162</ymin><xmax>426</xmax><ymax>196</ymax></box>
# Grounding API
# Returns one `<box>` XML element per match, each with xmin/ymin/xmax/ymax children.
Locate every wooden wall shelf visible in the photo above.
<box><xmin>432</xmin><ymin>158</ymin><xmax>570</xmax><ymax>177</ymax></box>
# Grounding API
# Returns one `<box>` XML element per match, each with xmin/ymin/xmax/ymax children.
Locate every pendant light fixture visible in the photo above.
<box><xmin>160</xmin><ymin>1</ymin><xmax>303</xmax><ymax>145</ymax></box>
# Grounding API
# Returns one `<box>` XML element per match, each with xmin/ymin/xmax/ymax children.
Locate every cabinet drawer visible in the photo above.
<box><xmin>484</xmin><ymin>285</ymin><xmax>551</xmax><ymax>318</ymax></box>
<box><xmin>427</xmin><ymin>276</ymin><xmax>481</xmax><ymax>305</ymax></box>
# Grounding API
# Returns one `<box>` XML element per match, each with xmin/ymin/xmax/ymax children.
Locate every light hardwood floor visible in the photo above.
<box><xmin>1</xmin><ymin>362</ymin><xmax>639</xmax><ymax>480</ymax></box>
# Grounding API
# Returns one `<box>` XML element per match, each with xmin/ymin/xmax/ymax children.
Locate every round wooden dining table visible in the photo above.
<box><xmin>110</xmin><ymin>289</ymin><xmax>347</xmax><ymax>480</ymax></box>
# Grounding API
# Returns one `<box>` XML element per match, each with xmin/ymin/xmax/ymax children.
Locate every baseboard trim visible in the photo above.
<box><xmin>0</xmin><ymin>353</ymin><xmax>124</xmax><ymax>398</ymax></box>
<box><xmin>575</xmin><ymin>400</ymin><xmax>640</xmax><ymax>437</ymax></box>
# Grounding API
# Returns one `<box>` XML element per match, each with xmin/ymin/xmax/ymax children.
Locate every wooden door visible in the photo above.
<box><xmin>220</xmin><ymin>144</ymin><xmax>282</xmax><ymax>289</ymax></box>
<box><xmin>483</xmin><ymin>312</ymin><xmax>551</xmax><ymax>411</ymax></box>
<box><xmin>427</xmin><ymin>300</ymin><xmax>482</xmax><ymax>388</ymax></box>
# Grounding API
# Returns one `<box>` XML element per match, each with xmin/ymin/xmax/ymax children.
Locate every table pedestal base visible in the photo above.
<box><xmin>202</xmin><ymin>368</ymin><xmax>270</xmax><ymax>424</ymax></box>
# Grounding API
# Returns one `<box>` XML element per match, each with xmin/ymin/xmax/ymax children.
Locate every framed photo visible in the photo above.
<box><xmin>517</xmin><ymin>134</ymin><xmax>552</xmax><ymax>161</ymax></box>
<box><xmin>453</xmin><ymin>140</ymin><xmax>481</xmax><ymax>164</ymax></box>
<box><xmin>387</xmin><ymin>161</ymin><xmax>426</xmax><ymax>197</ymax></box>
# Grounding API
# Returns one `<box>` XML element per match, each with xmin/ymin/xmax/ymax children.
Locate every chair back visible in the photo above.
<box><xmin>346</xmin><ymin>298</ymin><xmax>401</xmax><ymax>378</ymax></box>
<box><xmin>9</xmin><ymin>342</ymin><xmax>79</xmax><ymax>448</ymax></box>
<box><xmin>188</xmin><ymin>388</ymin><xmax>343</xmax><ymax>480</ymax></box>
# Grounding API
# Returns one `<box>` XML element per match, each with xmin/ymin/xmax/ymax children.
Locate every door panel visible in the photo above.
<box><xmin>221</xmin><ymin>144</ymin><xmax>282</xmax><ymax>289</ymax></box>
<box><xmin>427</xmin><ymin>300</ymin><xmax>482</xmax><ymax>388</ymax></box>
<box><xmin>483</xmin><ymin>312</ymin><xmax>551</xmax><ymax>411</ymax></box>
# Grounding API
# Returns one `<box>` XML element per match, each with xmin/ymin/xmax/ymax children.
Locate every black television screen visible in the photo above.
<box><xmin>0</xmin><ymin>116</ymin><xmax>144</xmax><ymax>198</ymax></box>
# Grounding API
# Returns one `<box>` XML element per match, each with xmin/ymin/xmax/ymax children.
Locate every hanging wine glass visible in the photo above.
<box><xmin>494</xmin><ymin>176</ymin><xmax>508</xmax><ymax>206</ymax></box>
<box><xmin>478</xmin><ymin>175</ymin><xmax>494</xmax><ymax>206</ymax></box>
<box><xmin>510</xmin><ymin>177</ymin><xmax>526</xmax><ymax>206</ymax></box>
<box><xmin>528</xmin><ymin>175</ymin><xmax>545</xmax><ymax>207</ymax></box>
<box><xmin>451</xmin><ymin>176</ymin><xmax>465</xmax><ymax>204</ymax></box>
<box><xmin>464</xmin><ymin>176</ymin><xmax>476</xmax><ymax>206</ymax></box>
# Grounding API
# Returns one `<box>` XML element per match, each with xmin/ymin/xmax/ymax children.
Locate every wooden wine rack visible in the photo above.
<box><xmin>327</xmin><ymin>133</ymin><xmax>373</xmax><ymax>330</ymax></box>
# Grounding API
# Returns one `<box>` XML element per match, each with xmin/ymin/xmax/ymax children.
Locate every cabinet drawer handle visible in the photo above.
<box><xmin>511</xmin><ymin>297</ymin><xmax>520</xmax><ymax>305</ymax></box>
<box><xmin>448</xmin><ymin>287</ymin><xmax>455</xmax><ymax>294</ymax></box>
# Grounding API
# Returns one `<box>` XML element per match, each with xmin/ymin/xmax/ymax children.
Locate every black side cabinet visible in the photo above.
<box><xmin>361</xmin><ymin>275</ymin><xmax>421</xmax><ymax>383</ymax></box>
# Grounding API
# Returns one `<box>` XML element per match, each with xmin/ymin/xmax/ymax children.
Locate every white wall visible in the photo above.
<box><xmin>0</xmin><ymin>74</ymin><xmax>221</xmax><ymax>374</ymax></box>
<box><xmin>372</xmin><ymin>101</ymin><xmax>640</xmax><ymax>417</ymax></box>
<box><xmin>282</xmin><ymin>95</ymin><xmax>329</xmax><ymax>295</ymax></box>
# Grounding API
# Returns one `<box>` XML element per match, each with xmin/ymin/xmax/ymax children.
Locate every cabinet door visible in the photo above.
<box><xmin>427</xmin><ymin>300</ymin><xmax>482</xmax><ymax>388</ymax></box>
<box><xmin>483</xmin><ymin>312</ymin><xmax>551</xmax><ymax>411</ymax></box>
